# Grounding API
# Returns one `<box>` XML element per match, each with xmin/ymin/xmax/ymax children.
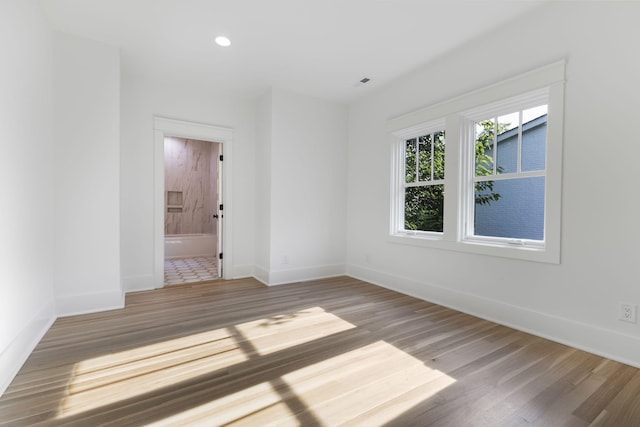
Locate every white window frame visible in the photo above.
<box><xmin>461</xmin><ymin>89</ymin><xmax>549</xmax><ymax>249</ymax></box>
<box><xmin>390</xmin><ymin>119</ymin><xmax>446</xmax><ymax>239</ymax></box>
<box><xmin>387</xmin><ymin>61</ymin><xmax>565</xmax><ymax>264</ymax></box>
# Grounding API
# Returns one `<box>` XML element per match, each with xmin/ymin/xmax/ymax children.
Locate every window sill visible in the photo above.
<box><xmin>388</xmin><ymin>233</ymin><xmax>559</xmax><ymax>264</ymax></box>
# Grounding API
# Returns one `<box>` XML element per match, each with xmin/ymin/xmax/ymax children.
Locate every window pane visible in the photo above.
<box><xmin>522</xmin><ymin>105</ymin><xmax>547</xmax><ymax>124</ymax></box>
<box><xmin>522</xmin><ymin>105</ymin><xmax>547</xmax><ymax>172</ymax></box>
<box><xmin>474</xmin><ymin>177</ymin><xmax>545</xmax><ymax>240</ymax></box>
<box><xmin>405</xmin><ymin>139</ymin><xmax>416</xmax><ymax>183</ymax></box>
<box><xmin>475</xmin><ymin>120</ymin><xmax>494</xmax><ymax>177</ymax></box>
<box><xmin>418</xmin><ymin>134</ymin><xmax>432</xmax><ymax>181</ymax></box>
<box><xmin>496</xmin><ymin>112</ymin><xmax>519</xmax><ymax>174</ymax></box>
<box><xmin>433</xmin><ymin>131</ymin><xmax>445</xmax><ymax>180</ymax></box>
<box><xmin>404</xmin><ymin>185</ymin><xmax>444</xmax><ymax>232</ymax></box>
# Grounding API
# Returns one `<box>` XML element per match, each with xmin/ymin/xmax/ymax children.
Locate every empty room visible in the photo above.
<box><xmin>2</xmin><ymin>0</ymin><xmax>640</xmax><ymax>425</ymax></box>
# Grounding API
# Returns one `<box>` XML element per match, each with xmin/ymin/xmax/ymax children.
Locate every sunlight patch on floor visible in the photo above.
<box><xmin>69</xmin><ymin>327</ymin><xmax>235</xmax><ymax>376</ymax></box>
<box><xmin>147</xmin><ymin>340</ymin><xmax>455</xmax><ymax>426</ymax></box>
<box><xmin>56</xmin><ymin>307</ymin><xmax>453</xmax><ymax>424</ymax></box>
<box><xmin>57</xmin><ymin>327</ymin><xmax>248</xmax><ymax>418</ymax></box>
<box><xmin>277</xmin><ymin>340</ymin><xmax>456</xmax><ymax>426</ymax></box>
<box><xmin>234</xmin><ymin>306</ymin><xmax>356</xmax><ymax>355</ymax></box>
<box><xmin>56</xmin><ymin>307</ymin><xmax>351</xmax><ymax>420</ymax></box>
<box><xmin>144</xmin><ymin>381</ymin><xmax>299</xmax><ymax>427</ymax></box>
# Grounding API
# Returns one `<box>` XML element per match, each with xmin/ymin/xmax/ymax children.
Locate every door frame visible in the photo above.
<box><xmin>153</xmin><ymin>117</ymin><xmax>234</xmax><ymax>287</ymax></box>
<box><xmin>216</xmin><ymin>147</ymin><xmax>223</xmax><ymax>278</ymax></box>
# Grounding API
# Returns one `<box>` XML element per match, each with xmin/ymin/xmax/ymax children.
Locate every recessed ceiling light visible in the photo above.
<box><xmin>215</xmin><ymin>36</ymin><xmax>231</xmax><ymax>47</ymax></box>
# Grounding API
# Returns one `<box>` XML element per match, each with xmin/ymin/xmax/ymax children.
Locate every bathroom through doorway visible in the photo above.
<box><xmin>163</xmin><ymin>136</ymin><xmax>223</xmax><ymax>285</ymax></box>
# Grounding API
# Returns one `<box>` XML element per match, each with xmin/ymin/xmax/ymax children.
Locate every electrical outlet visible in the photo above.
<box><xmin>619</xmin><ymin>303</ymin><xmax>637</xmax><ymax>323</ymax></box>
<box><xmin>282</xmin><ymin>255</ymin><xmax>289</xmax><ymax>265</ymax></box>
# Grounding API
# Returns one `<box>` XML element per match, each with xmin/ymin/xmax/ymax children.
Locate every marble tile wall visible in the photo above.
<box><xmin>164</xmin><ymin>137</ymin><xmax>219</xmax><ymax>235</ymax></box>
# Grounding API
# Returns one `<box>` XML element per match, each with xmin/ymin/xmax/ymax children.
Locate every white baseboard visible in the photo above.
<box><xmin>252</xmin><ymin>266</ymin><xmax>270</xmax><ymax>286</ymax></box>
<box><xmin>56</xmin><ymin>289</ymin><xmax>124</xmax><ymax>317</ymax></box>
<box><xmin>231</xmin><ymin>264</ymin><xmax>254</xmax><ymax>279</ymax></box>
<box><xmin>122</xmin><ymin>274</ymin><xmax>155</xmax><ymax>293</ymax></box>
<box><xmin>0</xmin><ymin>300</ymin><xmax>56</xmax><ymax>397</ymax></box>
<box><xmin>347</xmin><ymin>264</ymin><xmax>640</xmax><ymax>368</ymax></box>
<box><xmin>266</xmin><ymin>264</ymin><xmax>346</xmax><ymax>286</ymax></box>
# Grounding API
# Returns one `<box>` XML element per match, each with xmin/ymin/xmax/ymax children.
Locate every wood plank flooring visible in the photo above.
<box><xmin>1</xmin><ymin>276</ymin><xmax>639</xmax><ymax>426</ymax></box>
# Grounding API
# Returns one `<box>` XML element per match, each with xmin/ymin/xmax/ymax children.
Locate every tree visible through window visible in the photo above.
<box><xmin>402</xmin><ymin>126</ymin><xmax>505</xmax><ymax>233</ymax></box>
<box><xmin>404</xmin><ymin>131</ymin><xmax>445</xmax><ymax>232</ymax></box>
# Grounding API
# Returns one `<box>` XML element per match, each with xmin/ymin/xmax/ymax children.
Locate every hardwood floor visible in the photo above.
<box><xmin>1</xmin><ymin>276</ymin><xmax>639</xmax><ymax>426</ymax></box>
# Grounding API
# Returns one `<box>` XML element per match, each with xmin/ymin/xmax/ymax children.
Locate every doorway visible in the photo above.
<box><xmin>163</xmin><ymin>137</ymin><xmax>222</xmax><ymax>285</ymax></box>
<box><xmin>153</xmin><ymin>117</ymin><xmax>233</xmax><ymax>289</ymax></box>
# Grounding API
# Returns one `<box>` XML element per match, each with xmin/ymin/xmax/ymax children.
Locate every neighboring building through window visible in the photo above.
<box><xmin>473</xmin><ymin>107</ymin><xmax>548</xmax><ymax>242</ymax></box>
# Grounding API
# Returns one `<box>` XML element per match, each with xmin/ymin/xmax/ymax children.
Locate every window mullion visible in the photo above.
<box><xmin>517</xmin><ymin>110</ymin><xmax>523</xmax><ymax>174</ymax></box>
<box><xmin>430</xmin><ymin>133</ymin><xmax>434</xmax><ymax>181</ymax></box>
<box><xmin>493</xmin><ymin>117</ymin><xmax>497</xmax><ymax>175</ymax></box>
<box><xmin>405</xmin><ymin>180</ymin><xmax>445</xmax><ymax>188</ymax></box>
<box><xmin>415</xmin><ymin>139</ymin><xmax>419</xmax><ymax>183</ymax></box>
<box><xmin>396</xmin><ymin>140</ymin><xmax>405</xmax><ymax>233</ymax></box>
<box><xmin>474</xmin><ymin>170</ymin><xmax>544</xmax><ymax>182</ymax></box>
<box><xmin>466</xmin><ymin>123</ymin><xmax>475</xmax><ymax>240</ymax></box>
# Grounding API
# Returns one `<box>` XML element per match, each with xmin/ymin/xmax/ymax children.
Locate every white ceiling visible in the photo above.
<box><xmin>41</xmin><ymin>0</ymin><xmax>546</xmax><ymax>104</ymax></box>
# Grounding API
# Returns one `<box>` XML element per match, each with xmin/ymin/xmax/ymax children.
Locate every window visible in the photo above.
<box><xmin>466</xmin><ymin>102</ymin><xmax>548</xmax><ymax>245</ymax></box>
<box><xmin>403</xmin><ymin>130</ymin><xmax>446</xmax><ymax>233</ymax></box>
<box><xmin>388</xmin><ymin>61</ymin><xmax>565</xmax><ymax>263</ymax></box>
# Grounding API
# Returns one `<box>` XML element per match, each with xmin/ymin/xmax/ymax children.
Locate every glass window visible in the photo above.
<box><xmin>388</xmin><ymin>61</ymin><xmax>564</xmax><ymax>263</ymax></box>
<box><xmin>471</xmin><ymin>105</ymin><xmax>547</xmax><ymax>242</ymax></box>
<box><xmin>403</xmin><ymin>130</ymin><xmax>445</xmax><ymax>233</ymax></box>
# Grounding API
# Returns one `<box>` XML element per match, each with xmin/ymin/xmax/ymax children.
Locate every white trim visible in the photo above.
<box><xmin>0</xmin><ymin>300</ymin><xmax>56</xmax><ymax>397</ymax></box>
<box><xmin>459</xmin><ymin>85</ymin><xmax>562</xmax><ymax>263</ymax></box>
<box><xmin>473</xmin><ymin>170</ymin><xmax>545</xmax><ymax>182</ymax></box>
<box><xmin>543</xmin><ymin>81</ymin><xmax>565</xmax><ymax>263</ymax></box>
<box><xmin>389</xmin><ymin>138</ymin><xmax>404</xmax><ymax>236</ymax></box>
<box><xmin>387</xmin><ymin>60</ymin><xmax>565</xmax><ymax>133</ymax></box>
<box><xmin>153</xmin><ymin>117</ymin><xmax>234</xmax><ymax>287</ymax></box>
<box><xmin>392</xmin><ymin>118</ymin><xmax>446</xmax><ymax>140</ymax></box>
<box><xmin>387</xmin><ymin>232</ymin><xmax>555</xmax><ymax>263</ymax></box>
<box><xmin>388</xmin><ymin>61</ymin><xmax>565</xmax><ymax>264</ymax></box>
<box><xmin>347</xmin><ymin>264</ymin><xmax>640</xmax><ymax>369</ymax></box>
<box><xmin>461</xmin><ymin>93</ymin><xmax>549</xmax><ymax>252</ymax></box>
<box><xmin>269</xmin><ymin>264</ymin><xmax>346</xmax><ymax>286</ymax></box>
<box><xmin>257</xmin><ymin>264</ymin><xmax>346</xmax><ymax>286</ymax></box>
<box><xmin>122</xmin><ymin>274</ymin><xmax>155</xmax><ymax>293</ymax></box>
<box><xmin>253</xmin><ymin>266</ymin><xmax>270</xmax><ymax>286</ymax></box>
<box><xmin>231</xmin><ymin>264</ymin><xmax>255</xmax><ymax>279</ymax></box>
<box><xmin>56</xmin><ymin>290</ymin><xmax>124</xmax><ymax>317</ymax></box>
<box><xmin>405</xmin><ymin>179</ymin><xmax>445</xmax><ymax>187</ymax></box>
<box><xmin>390</xmin><ymin>121</ymin><xmax>447</xmax><ymax>236</ymax></box>
<box><xmin>461</xmin><ymin>87</ymin><xmax>549</xmax><ymax>121</ymax></box>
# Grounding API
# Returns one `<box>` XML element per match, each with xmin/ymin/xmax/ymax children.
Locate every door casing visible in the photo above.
<box><xmin>153</xmin><ymin>117</ymin><xmax>233</xmax><ymax>288</ymax></box>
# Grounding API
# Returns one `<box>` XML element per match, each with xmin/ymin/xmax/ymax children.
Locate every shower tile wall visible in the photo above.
<box><xmin>164</xmin><ymin>137</ymin><xmax>217</xmax><ymax>235</ymax></box>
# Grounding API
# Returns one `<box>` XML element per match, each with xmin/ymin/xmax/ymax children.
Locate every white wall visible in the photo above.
<box><xmin>120</xmin><ymin>74</ymin><xmax>256</xmax><ymax>291</ymax></box>
<box><xmin>53</xmin><ymin>32</ymin><xmax>122</xmax><ymax>315</ymax></box>
<box><xmin>254</xmin><ymin>90</ymin><xmax>273</xmax><ymax>282</ymax></box>
<box><xmin>0</xmin><ymin>0</ymin><xmax>56</xmax><ymax>395</ymax></box>
<box><xmin>347</xmin><ymin>2</ymin><xmax>640</xmax><ymax>366</ymax></box>
<box><xmin>256</xmin><ymin>89</ymin><xmax>348</xmax><ymax>285</ymax></box>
